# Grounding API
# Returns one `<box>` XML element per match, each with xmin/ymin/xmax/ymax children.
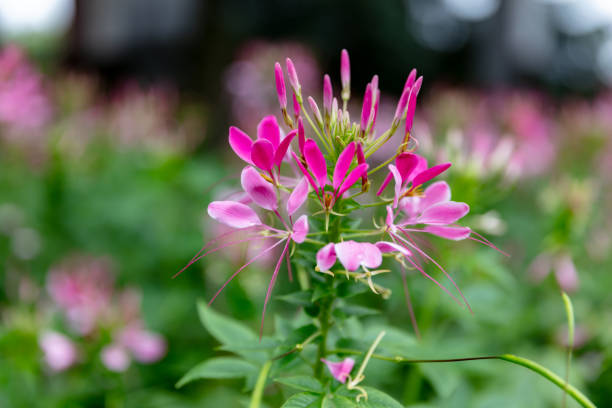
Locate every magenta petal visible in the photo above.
<box><xmin>207</xmin><ymin>201</ymin><xmax>261</xmax><ymax>229</ymax></box>
<box><xmin>291</xmin><ymin>152</ymin><xmax>319</xmax><ymax>194</ymax></box>
<box><xmin>257</xmin><ymin>115</ymin><xmax>281</xmax><ymax>148</ymax></box>
<box><xmin>241</xmin><ymin>166</ymin><xmax>277</xmax><ymax>211</ymax></box>
<box><xmin>274</xmin><ymin>129</ymin><xmax>297</xmax><ymax>167</ymax></box>
<box><xmin>398</xmin><ymin>196</ymin><xmax>421</xmax><ymax>222</ymax></box>
<box><xmin>417</xmin><ymin>201</ymin><xmax>469</xmax><ymax>225</ymax></box>
<box><xmin>297</xmin><ymin>118</ymin><xmax>305</xmax><ymax>155</ymax></box>
<box><xmin>403</xmin><ymin>69</ymin><xmax>417</xmax><ymax>93</ymax></box>
<box><xmin>396</xmin><ymin>153</ymin><xmax>419</xmax><ymax>182</ymax></box>
<box><xmin>304</xmin><ymin>139</ymin><xmax>328</xmax><ymax>190</ymax></box>
<box><xmin>337</xmin><ymin>163</ymin><xmax>368</xmax><ymax>198</ymax></box>
<box><xmin>228</xmin><ymin>126</ymin><xmax>253</xmax><ymax>164</ymax></box>
<box><xmin>333</xmin><ymin>142</ymin><xmax>356</xmax><ymax>191</ymax></box>
<box><xmin>424</xmin><ymin>225</ymin><xmax>471</xmax><ymax>240</ymax></box>
<box><xmin>360</xmin><ymin>83</ymin><xmax>372</xmax><ymax>130</ymax></box>
<box><xmin>287</xmin><ymin>177</ymin><xmax>309</xmax><ymax>216</ymax></box>
<box><xmin>375</xmin><ymin>241</ymin><xmax>412</xmax><ymax>256</ymax></box>
<box><xmin>405</xmin><ymin>76</ymin><xmax>422</xmax><ymax>134</ymax></box>
<box><xmin>251</xmin><ymin>139</ymin><xmax>275</xmax><ymax>172</ymax></box>
<box><xmin>340</xmin><ymin>49</ymin><xmax>350</xmax><ymax>90</ymax></box>
<box><xmin>316</xmin><ymin>243</ymin><xmax>336</xmax><ymax>272</ymax></box>
<box><xmin>274</xmin><ymin>62</ymin><xmax>287</xmax><ymax>108</ymax></box>
<box><xmin>421</xmin><ymin>181</ymin><xmax>451</xmax><ymax>209</ymax></box>
<box><xmin>335</xmin><ymin>241</ymin><xmax>382</xmax><ymax>271</ymax></box>
<box><xmin>412</xmin><ymin>162</ymin><xmax>451</xmax><ymax>188</ymax></box>
<box><xmin>291</xmin><ymin>215</ymin><xmax>309</xmax><ymax>243</ymax></box>
<box><xmin>323</xmin><ymin>74</ymin><xmax>333</xmax><ymax>112</ymax></box>
<box><xmin>376</xmin><ymin>172</ymin><xmax>393</xmax><ymax>196</ymax></box>
<box><xmin>389</xmin><ymin>164</ymin><xmax>403</xmax><ymax>208</ymax></box>
<box><xmin>322</xmin><ymin>358</ymin><xmax>355</xmax><ymax>383</ymax></box>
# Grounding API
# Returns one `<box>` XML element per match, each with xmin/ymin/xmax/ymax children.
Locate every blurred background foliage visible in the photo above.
<box><xmin>0</xmin><ymin>0</ymin><xmax>611</xmax><ymax>407</ymax></box>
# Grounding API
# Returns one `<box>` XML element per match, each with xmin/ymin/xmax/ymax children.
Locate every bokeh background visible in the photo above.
<box><xmin>0</xmin><ymin>0</ymin><xmax>611</xmax><ymax>407</ymax></box>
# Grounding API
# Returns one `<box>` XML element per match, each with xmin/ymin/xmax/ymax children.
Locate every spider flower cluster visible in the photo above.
<box><xmin>182</xmin><ymin>49</ymin><xmax>498</xmax><ymax>336</ymax></box>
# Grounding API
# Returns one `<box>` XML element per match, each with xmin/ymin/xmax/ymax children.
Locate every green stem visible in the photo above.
<box><xmin>249</xmin><ymin>360</ymin><xmax>272</xmax><ymax>408</ymax></box>
<box><xmin>314</xmin><ymin>296</ymin><xmax>333</xmax><ymax>379</ymax></box>
<box><xmin>326</xmin><ymin>348</ymin><xmax>596</xmax><ymax>408</ymax></box>
<box><xmin>561</xmin><ymin>291</ymin><xmax>575</xmax><ymax>408</ymax></box>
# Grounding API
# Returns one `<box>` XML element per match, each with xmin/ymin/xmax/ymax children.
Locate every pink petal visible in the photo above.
<box><xmin>274</xmin><ymin>129</ymin><xmax>297</xmax><ymax>167</ymax></box>
<box><xmin>528</xmin><ymin>253</ymin><xmax>552</xmax><ymax>282</ymax></box>
<box><xmin>405</xmin><ymin>76</ymin><xmax>422</xmax><ymax>134</ymax></box>
<box><xmin>375</xmin><ymin>241</ymin><xmax>412</xmax><ymax>256</ymax></box>
<box><xmin>291</xmin><ymin>215</ymin><xmax>309</xmax><ymax>243</ymax></box>
<box><xmin>308</xmin><ymin>96</ymin><xmax>323</xmax><ymax>124</ymax></box>
<box><xmin>403</xmin><ymin>69</ymin><xmax>417</xmax><ymax>93</ymax></box>
<box><xmin>370</xmin><ymin>89</ymin><xmax>380</xmax><ymax>129</ymax></box>
<box><xmin>333</xmin><ymin>142</ymin><xmax>356</xmax><ymax>191</ymax></box>
<box><xmin>424</xmin><ymin>225</ymin><xmax>471</xmax><ymax>240</ymax></box>
<box><xmin>291</xmin><ymin>152</ymin><xmax>319</xmax><ymax>194</ymax></box>
<box><xmin>286</xmin><ymin>58</ymin><xmax>300</xmax><ymax>91</ymax></box>
<box><xmin>251</xmin><ymin>139</ymin><xmax>275</xmax><ymax>172</ymax></box>
<box><xmin>322</xmin><ymin>357</ymin><xmax>355</xmax><ymax>383</ymax></box>
<box><xmin>335</xmin><ymin>241</ymin><xmax>382</xmax><ymax>271</ymax></box>
<box><xmin>360</xmin><ymin>83</ymin><xmax>372</xmax><ymax>131</ymax></box>
<box><xmin>417</xmin><ymin>201</ymin><xmax>469</xmax><ymax>225</ymax></box>
<box><xmin>316</xmin><ymin>243</ymin><xmax>336</xmax><ymax>272</ymax></box>
<box><xmin>396</xmin><ymin>153</ymin><xmax>419</xmax><ymax>182</ymax></box>
<box><xmin>274</xmin><ymin>62</ymin><xmax>287</xmax><ymax>108</ymax></box>
<box><xmin>421</xmin><ymin>181</ymin><xmax>451</xmax><ymax>209</ymax></box>
<box><xmin>228</xmin><ymin>126</ymin><xmax>253</xmax><ymax>164</ymax></box>
<box><xmin>340</xmin><ymin>49</ymin><xmax>350</xmax><ymax>90</ymax></box>
<box><xmin>388</xmin><ymin>164</ymin><xmax>403</xmax><ymax>208</ymax></box>
<box><xmin>241</xmin><ymin>166</ymin><xmax>277</xmax><ymax>211</ymax></box>
<box><xmin>207</xmin><ymin>201</ymin><xmax>261</xmax><ymax>229</ymax></box>
<box><xmin>257</xmin><ymin>115</ymin><xmax>281</xmax><ymax>149</ymax></box>
<box><xmin>412</xmin><ymin>162</ymin><xmax>451</xmax><ymax>188</ymax></box>
<box><xmin>297</xmin><ymin>118</ymin><xmax>305</xmax><ymax>155</ymax></box>
<box><xmin>393</xmin><ymin>86</ymin><xmax>411</xmax><ymax>123</ymax></box>
<box><xmin>398</xmin><ymin>196</ymin><xmax>421</xmax><ymax>223</ymax></box>
<box><xmin>304</xmin><ymin>139</ymin><xmax>328</xmax><ymax>191</ymax></box>
<box><xmin>101</xmin><ymin>343</ymin><xmax>131</xmax><ymax>372</ymax></box>
<box><xmin>376</xmin><ymin>171</ymin><xmax>393</xmax><ymax>196</ymax></box>
<box><xmin>293</xmin><ymin>93</ymin><xmax>301</xmax><ymax>118</ymax></box>
<box><xmin>337</xmin><ymin>163</ymin><xmax>368</xmax><ymax>198</ymax></box>
<box><xmin>385</xmin><ymin>206</ymin><xmax>395</xmax><ymax>228</ymax></box>
<box><xmin>287</xmin><ymin>177</ymin><xmax>309</xmax><ymax>216</ymax></box>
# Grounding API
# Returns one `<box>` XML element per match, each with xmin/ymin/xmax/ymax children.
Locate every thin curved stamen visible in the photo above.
<box><xmin>398</xmin><ymin>229</ymin><xmax>473</xmax><ymax>314</ymax></box>
<box><xmin>260</xmin><ymin>238</ymin><xmax>291</xmax><ymax>338</ymax></box>
<box><xmin>469</xmin><ymin>230</ymin><xmax>510</xmax><ymax>257</ymax></box>
<box><xmin>399</xmin><ymin>263</ymin><xmax>421</xmax><ymax>339</ymax></box>
<box><xmin>208</xmin><ymin>238</ymin><xmax>287</xmax><ymax>305</ymax></box>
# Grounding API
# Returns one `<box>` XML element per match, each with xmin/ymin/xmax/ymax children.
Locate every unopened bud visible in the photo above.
<box><xmin>298</xmin><ymin>117</ymin><xmax>305</xmax><ymax>155</ymax></box>
<box><xmin>308</xmin><ymin>96</ymin><xmax>324</xmax><ymax>127</ymax></box>
<box><xmin>286</xmin><ymin>58</ymin><xmax>301</xmax><ymax>97</ymax></box>
<box><xmin>274</xmin><ymin>62</ymin><xmax>287</xmax><ymax>109</ymax></box>
<box><xmin>340</xmin><ymin>49</ymin><xmax>350</xmax><ymax>101</ymax></box>
<box><xmin>323</xmin><ymin>74</ymin><xmax>333</xmax><ymax>114</ymax></box>
<box><xmin>292</xmin><ymin>93</ymin><xmax>300</xmax><ymax>121</ymax></box>
<box><xmin>405</xmin><ymin>76</ymin><xmax>423</xmax><ymax>135</ymax></box>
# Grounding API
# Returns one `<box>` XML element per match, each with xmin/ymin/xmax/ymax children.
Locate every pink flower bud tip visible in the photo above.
<box><xmin>274</xmin><ymin>62</ymin><xmax>287</xmax><ymax>109</ymax></box>
<box><xmin>340</xmin><ymin>49</ymin><xmax>350</xmax><ymax>89</ymax></box>
<box><xmin>286</xmin><ymin>58</ymin><xmax>300</xmax><ymax>92</ymax></box>
<box><xmin>323</xmin><ymin>74</ymin><xmax>333</xmax><ymax>112</ymax></box>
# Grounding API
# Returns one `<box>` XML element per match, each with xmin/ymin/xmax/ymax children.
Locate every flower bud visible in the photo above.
<box><xmin>403</xmin><ymin>69</ymin><xmax>417</xmax><ymax>93</ymax></box>
<box><xmin>274</xmin><ymin>62</ymin><xmax>287</xmax><ymax>109</ymax></box>
<box><xmin>298</xmin><ymin>117</ymin><xmax>305</xmax><ymax>155</ymax></box>
<box><xmin>356</xmin><ymin>142</ymin><xmax>368</xmax><ymax>190</ymax></box>
<box><xmin>292</xmin><ymin>93</ymin><xmax>300</xmax><ymax>121</ymax></box>
<box><xmin>308</xmin><ymin>96</ymin><xmax>324</xmax><ymax>127</ymax></box>
<box><xmin>323</xmin><ymin>74</ymin><xmax>333</xmax><ymax>114</ymax></box>
<box><xmin>331</xmin><ymin>97</ymin><xmax>338</xmax><ymax>126</ymax></box>
<box><xmin>340</xmin><ymin>49</ymin><xmax>350</xmax><ymax>101</ymax></box>
<box><xmin>360</xmin><ymin>83</ymin><xmax>372</xmax><ymax>134</ymax></box>
<box><xmin>405</xmin><ymin>76</ymin><xmax>423</xmax><ymax>134</ymax></box>
<box><xmin>286</xmin><ymin>58</ymin><xmax>301</xmax><ymax>96</ymax></box>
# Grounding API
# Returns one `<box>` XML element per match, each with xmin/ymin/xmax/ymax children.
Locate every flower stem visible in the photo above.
<box><xmin>249</xmin><ymin>360</ymin><xmax>272</xmax><ymax>408</ymax></box>
<box><xmin>314</xmin><ymin>295</ymin><xmax>333</xmax><ymax>380</ymax></box>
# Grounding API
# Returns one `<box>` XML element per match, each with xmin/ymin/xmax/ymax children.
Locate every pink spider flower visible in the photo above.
<box><xmin>177</xmin><ymin>165</ymin><xmax>310</xmax><ymax>335</ymax></box>
<box><xmin>292</xmin><ymin>140</ymin><xmax>368</xmax><ymax>211</ymax></box>
<box><xmin>315</xmin><ymin>240</ymin><xmax>385</xmax><ymax>294</ymax></box>
<box><xmin>321</xmin><ymin>357</ymin><xmax>355</xmax><ymax>383</ymax></box>
<box><xmin>228</xmin><ymin>115</ymin><xmax>298</xmax><ymax>183</ymax></box>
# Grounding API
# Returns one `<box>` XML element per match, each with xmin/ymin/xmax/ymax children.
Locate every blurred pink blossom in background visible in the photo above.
<box><xmin>39</xmin><ymin>331</ymin><xmax>78</xmax><ymax>372</ymax></box>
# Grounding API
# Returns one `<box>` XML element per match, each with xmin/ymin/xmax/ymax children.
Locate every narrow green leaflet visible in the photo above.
<box><xmin>281</xmin><ymin>393</ymin><xmax>322</xmax><ymax>408</ymax></box>
<box><xmin>197</xmin><ymin>299</ymin><xmax>257</xmax><ymax>345</ymax></box>
<box><xmin>275</xmin><ymin>376</ymin><xmax>324</xmax><ymax>393</ymax></box>
<box><xmin>336</xmin><ymin>387</ymin><xmax>404</xmax><ymax>408</ymax></box>
<box><xmin>175</xmin><ymin>357</ymin><xmax>256</xmax><ymax>388</ymax></box>
<box><xmin>322</xmin><ymin>394</ymin><xmax>358</xmax><ymax>407</ymax></box>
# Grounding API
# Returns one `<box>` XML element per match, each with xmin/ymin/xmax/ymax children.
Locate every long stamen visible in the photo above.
<box><xmin>260</xmin><ymin>238</ymin><xmax>291</xmax><ymax>338</ymax></box>
<box><xmin>399</xmin><ymin>263</ymin><xmax>421</xmax><ymax>339</ymax></box>
<box><xmin>469</xmin><ymin>230</ymin><xmax>510</xmax><ymax>257</ymax></box>
<box><xmin>399</xmin><ymin>229</ymin><xmax>473</xmax><ymax>314</ymax></box>
<box><xmin>208</xmin><ymin>238</ymin><xmax>287</xmax><ymax>305</ymax></box>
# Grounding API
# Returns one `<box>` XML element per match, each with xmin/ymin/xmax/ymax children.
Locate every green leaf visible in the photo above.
<box><xmin>175</xmin><ymin>357</ymin><xmax>256</xmax><ymax>388</ymax></box>
<box><xmin>334</xmin><ymin>303</ymin><xmax>379</xmax><ymax>318</ymax></box>
<box><xmin>337</xmin><ymin>387</ymin><xmax>404</xmax><ymax>408</ymax></box>
<box><xmin>197</xmin><ymin>299</ymin><xmax>257</xmax><ymax>345</ymax></box>
<box><xmin>277</xmin><ymin>290</ymin><xmax>313</xmax><ymax>306</ymax></box>
<box><xmin>275</xmin><ymin>376</ymin><xmax>324</xmax><ymax>393</ymax></box>
<box><xmin>281</xmin><ymin>393</ymin><xmax>321</xmax><ymax>408</ymax></box>
<box><xmin>322</xmin><ymin>394</ymin><xmax>358</xmax><ymax>407</ymax></box>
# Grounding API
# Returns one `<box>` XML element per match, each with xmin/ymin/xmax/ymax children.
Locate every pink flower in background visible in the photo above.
<box><xmin>529</xmin><ymin>252</ymin><xmax>579</xmax><ymax>293</ymax></box>
<box><xmin>39</xmin><ymin>331</ymin><xmax>78</xmax><ymax>372</ymax></box>
<box><xmin>0</xmin><ymin>44</ymin><xmax>52</xmax><ymax>132</ymax></box>
<box><xmin>101</xmin><ymin>343</ymin><xmax>131</xmax><ymax>372</ymax></box>
<box><xmin>119</xmin><ymin>323</ymin><xmax>167</xmax><ymax>363</ymax></box>
<box><xmin>47</xmin><ymin>256</ymin><xmax>114</xmax><ymax>335</ymax></box>
<box><xmin>224</xmin><ymin>41</ymin><xmax>320</xmax><ymax>130</ymax></box>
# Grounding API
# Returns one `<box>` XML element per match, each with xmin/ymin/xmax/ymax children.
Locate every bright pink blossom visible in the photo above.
<box><xmin>322</xmin><ymin>357</ymin><xmax>355</xmax><ymax>383</ymax></box>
